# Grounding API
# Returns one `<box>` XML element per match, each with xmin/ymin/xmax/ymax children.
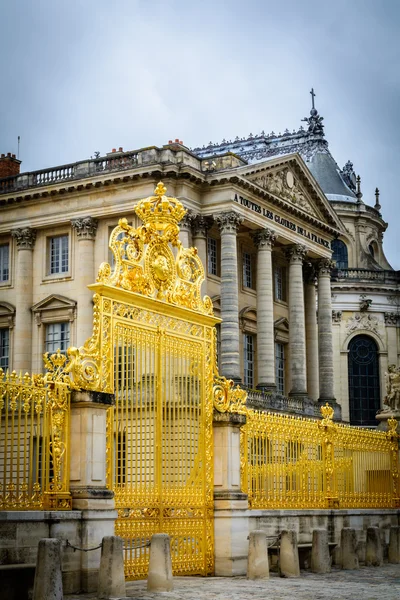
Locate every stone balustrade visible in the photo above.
<box><xmin>332</xmin><ymin>268</ymin><xmax>400</xmax><ymax>284</ymax></box>
<box><xmin>245</xmin><ymin>388</ymin><xmax>319</xmax><ymax>417</ymax></box>
<box><xmin>0</xmin><ymin>150</ymin><xmax>141</xmax><ymax>193</ymax></box>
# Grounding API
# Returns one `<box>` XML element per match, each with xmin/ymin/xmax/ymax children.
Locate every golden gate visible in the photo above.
<box><xmin>68</xmin><ymin>182</ymin><xmax>218</xmax><ymax>579</ymax></box>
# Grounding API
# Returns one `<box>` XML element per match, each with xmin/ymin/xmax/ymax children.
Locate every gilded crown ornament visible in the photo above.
<box><xmin>134</xmin><ymin>181</ymin><xmax>187</xmax><ymax>229</ymax></box>
<box><xmin>96</xmin><ymin>182</ymin><xmax>214</xmax><ymax>314</ymax></box>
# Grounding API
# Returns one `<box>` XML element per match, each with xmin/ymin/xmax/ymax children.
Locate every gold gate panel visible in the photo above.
<box><xmin>68</xmin><ymin>183</ymin><xmax>218</xmax><ymax>579</ymax></box>
<box><xmin>110</xmin><ymin>319</ymin><xmax>212</xmax><ymax>578</ymax></box>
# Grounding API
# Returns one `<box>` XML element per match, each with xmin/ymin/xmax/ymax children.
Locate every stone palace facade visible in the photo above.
<box><xmin>0</xmin><ymin>100</ymin><xmax>399</xmax><ymax>426</ymax></box>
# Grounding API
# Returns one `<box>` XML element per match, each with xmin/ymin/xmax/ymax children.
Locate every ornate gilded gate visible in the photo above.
<box><xmin>69</xmin><ymin>183</ymin><xmax>218</xmax><ymax>579</ymax></box>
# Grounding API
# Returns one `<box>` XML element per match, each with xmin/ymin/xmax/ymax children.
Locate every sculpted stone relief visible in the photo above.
<box><xmin>345</xmin><ymin>312</ymin><xmax>380</xmax><ymax>334</ymax></box>
<box><xmin>249</xmin><ymin>168</ymin><xmax>318</xmax><ymax>217</ymax></box>
<box><xmin>384</xmin><ymin>365</ymin><xmax>400</xmax><ymax>413</ymax></box>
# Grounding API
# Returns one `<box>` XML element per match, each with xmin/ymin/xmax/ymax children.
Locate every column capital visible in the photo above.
<box><xmin>303</xmin><ymin>262</ymin><xmax>317</xmax><ymax>285</ymax></box>
<box><xmin>284</xmin><ymin>244</ymin><xmax>307</xmax><ymax>264</ymax></box>
<box><xmin>316</xmin><ymin>258</ymin><xmax>335</xmax><ymax>276</ymax></box>
<box><xmin>216</xmin><ymin>211</ymin><xmax>243</xmax><ymax>234</ymax></box>
<box><xmin>71</xmin><ymin>216</ymin><xmax>98</xmax><ymax>240</ymax></box>
<box><xmin>11</xmin><ymin>227</ymin><xmax>36</xmax><ymax>249</ymax></box>
<box><xmin>179</xmin><ymin>210</ymin><xmax>194</xmax><ymax>232</ymax></box>
<box><xmin>251</xmin><ymin>228</ymin><xmax>277</xmax><ymax>250</ymax></box>
<box><xmin>192</xmin><ymin>214</ymin><xmax>213</xmax><ymax>237</ymax></box>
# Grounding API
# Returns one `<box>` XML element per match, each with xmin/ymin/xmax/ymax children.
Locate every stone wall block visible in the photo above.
<box><xmin>279</xmin><ymin>530</ymin><xmax>300</xmax><ymax>578</ymax></box>
<box><xmin>97</xmin><ymin>536</ymin><xmax>126</xmax><ymax>600</ymax></box>
<box><xmin>365</xmin><ymin>527</ymin><xmax>383</xmax><ymax>566</ymax></box>
<box><xmin>388</xmin><ymin>526</ymin><xmax>400</xmax><ymax>563</ymax></box>
<box><xmin>341</xmin><ymin>528</ymin><xmax>359</xmax><ymax>570</ymax></box>
<box><xmin>147</xmin><ymin>534</ymin><xmax>173</xmax><ymax>592</ymax></box>
<box><xmin>32</xmin><ymin>538</ymin><xmax>63</xmax><ymax>600</ymax></box>
<box><xmin>247</xmin><ymin>530</ymin><xmax>269</xmax><ymax>579</ymax></box>
<box><xmin>311</xmin><ymin>528</ymin><xmax>331</xmax><ymax>573</ymax></box>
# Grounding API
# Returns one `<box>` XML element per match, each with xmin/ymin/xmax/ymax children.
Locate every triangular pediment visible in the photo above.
<box><xmin>0</xmin><ymin>301</ymin><xmax>15</xmax><ymax>317</ymax></box>
<box><xmin>31</xmin><ymin>294</ymin><xmax>77</xmax><ymax>313</ymax></box>
<box><xmin>275</xmin><ymin>317</ymin><xmax>289</xmax><ymax>331</ymax></box>
<box><xmin>239</xmin><ymin>153</ymin><xmax>344</xmax><ymax>231</ymax></box>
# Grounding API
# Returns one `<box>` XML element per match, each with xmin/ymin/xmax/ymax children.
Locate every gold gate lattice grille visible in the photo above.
<box><xmin>108</xmin><ymin>314</ymin><xmax>213</xmax><ymax>580</ymax></box>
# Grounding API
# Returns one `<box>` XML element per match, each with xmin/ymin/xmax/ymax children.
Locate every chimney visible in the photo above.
<box><xmin>0</xmin><ymin>152</ymin><xmax>21</xmax><ymax>178</ymax></box>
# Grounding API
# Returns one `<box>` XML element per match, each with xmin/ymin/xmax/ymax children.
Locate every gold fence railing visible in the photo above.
<box><xmin>0</xmin><ymin>351</ymin><xmax>72</xmax><ymax>510</ymax></box>
<box><xmin>241</xmin><ymin>404</ymin><xmax>400</xmax><ymax>510</ymax></box>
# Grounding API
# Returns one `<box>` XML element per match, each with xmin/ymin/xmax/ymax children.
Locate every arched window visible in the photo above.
<box><xmin>331</xmin><ymin>239</ymin><xmax>348</xmax><ymax>269</ymax></box>
<box><xmin>348</xmin><ymin>335</ymin><xmax>380</xmax><ymax>426</ymax></box>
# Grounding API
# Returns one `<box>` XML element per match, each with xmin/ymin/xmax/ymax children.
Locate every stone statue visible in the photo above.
<box><xmin>384</xmin><ymin>364</ymin><xmax>400</xmax><ymax>412</ymax></box>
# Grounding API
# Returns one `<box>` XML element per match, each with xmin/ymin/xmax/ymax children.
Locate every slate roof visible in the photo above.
<box><xmin>192</xmin><ymin>107</ymin><xmax>357</xmax><ymax>202</ymax></box>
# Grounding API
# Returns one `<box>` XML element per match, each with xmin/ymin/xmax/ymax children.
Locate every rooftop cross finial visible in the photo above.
<box><xmin>310</xmin><ymin>88</ymin><xmax>316</xmax><ymax>110</ymax></box>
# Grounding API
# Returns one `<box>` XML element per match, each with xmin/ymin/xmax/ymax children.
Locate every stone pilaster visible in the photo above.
<box><xmin>178</xmin><ymin>211</ymin><xmax>193</xmax><ymax>248</ymax></box>
<box><xmin>251</xmin><ymin>228</ymin><xmax>277</xmax><ymax>390</ymax></box>
<box><xmin>69</xmin><ymin>390</ymin><xmax>117</xmax><ymax>592</ymax></box>
<box><xmin>316</xmin><ymin>259</ymin><xmax>336</xmax><ymax>404</ymax></box>
<box><xmin>216</xmin><ymin>211</ymin><xmax>243</xmax><ymax>382</ymax></box>
<box><xmin>192</xmin><ymin>215</ymin><xmax>212</xmax><ymax>294</ymax></box>
<box><xmin>213</xmin><ymin>411</ymin><xmax>248</xmax><ymax>576</ymax></box>
<box><xmin>71</xmin><ymin>217</ymin><xmax>98</xmax><ymax>347</ymax></box>
<box><xmin>11</xmin><ymin>228</ymin><xmax>36</xmax><ymax>372</ymax></box>
<box><xmin>304</xmin><ymin>265</ymin><xmax>319</xmax><ymax>401</ymax></box>
<box><xmin>285</xmin><ymin>244</ymin><xmax>308</xmax><ymax>397</ymax></box>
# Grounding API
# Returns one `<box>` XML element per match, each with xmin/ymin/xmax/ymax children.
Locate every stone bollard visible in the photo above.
<box><xmin>147</xmin><ymin>534</ymin><xmax>173</xmax><ymax>591</ymax></box>
<box><xmin>247</xmin><ymin>531</ymin><xmax>269</xmax><ymax>580</ymax></box>
<box><xmin>311</xmin><ymin>529</ymin><xmax>331</xmax><ymax>574</ymax></box>
<box><xmin>365</xmin><ymin>527</ymin><xmax>383</xmax><ymax>567</ymax></box>
<box><xmin>341</xmin><ymin>528</ymin><xmax>359</xmax><ymax>570</ymax></box>
<box><xmin>279</xmin><ymin>530</ymin><xmax>300</xmax><ymax>578</ymax></box>
<box><xmin>98</xmin><ymin>536</ymin><xmax>126</xmax><ymax>600</ymax></box>
<box><xmin>33</xmin><ymin>538</ymin><xmax>63</xmax><ymax>600</ymax></box>
<box><xmin>389</xmin><ymin>526</ymin><xmax>400</xmax><ymax>563</ymax></box>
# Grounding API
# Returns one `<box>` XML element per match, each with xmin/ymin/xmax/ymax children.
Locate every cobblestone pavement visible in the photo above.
<box><xmin>65</xmin><ymin>564</ymin><xmax>400</xmax><ymax>600</ymax></box>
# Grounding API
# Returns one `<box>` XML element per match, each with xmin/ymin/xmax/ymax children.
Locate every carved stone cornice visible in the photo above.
<box><xmin>284</xmin><ymin>244</ymin><xmax>307</xmax><ymax>264</ymax></box>
<box><xmin>316</xmin><ymin>258</ymin><xmax>335</xmax><ymax>276</ymax></box>
<box><xmin>11</xmin><ymin>227</ymin><xmax>36</xmax><ymax>250</ymax></box>
<box><xmin>215</xmin><ymin>211</ymin><xmax>243</xmax><ymax>234</ymax></box>
<box><xmin>384</xmin><ymin>312</ymin><xmax>398</xmax><ymax>326</ymax></box>
<box><xmin>332</xmin><ymin>310</ymin><xmax>342</xmax><ymax>323</ymax></box>
<box><xmin>71</xmin><ymin>216</ymin><xmax>98</xmax><ymax>240</ymax></box>
<box><xmin>192</xmin><ymin>215</ymin><xmax>213</xmax><ymax>237</ymax></box>
<box><xmin>250</xmin><ymin>228</ymin><xmax>277</xmax><ymax>251</ymax></box>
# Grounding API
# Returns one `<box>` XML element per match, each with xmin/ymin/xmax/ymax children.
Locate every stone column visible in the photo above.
<box><xmin>69</xmin><ymin>390</ymin><xmax>117</xmax><ymax>592</ymax></box>
<box><xmin>11</xmin><ymin>228</ymin><xmax>36</xmax><ymax>373</ymax></box>
<box><xmin>192</xmin><ymin>215</ymin><xmax>212</xmax><ymax>294</ymax></box>
<box><xmin>251</xmin><ymin>228</ymin><xmax>277</xmax><ymax>390</ymax></box>
<box><xmin>178</xmin><ymin>211</ymin><xmax>193</xmax><ymax>248</ymax></box>
<box><xmin>71</xmin><ymin>217</ymin><xmax>98</xmax><ymax>347</ymax></box>
<box><xmin>285</xmin><ymin>244</ymin><xmax>307</xmax><ymax>397</ymax></box>
<box><xmin>304</xmin><ymin>265</ymin><xmax>319</xmax><ymax>401</ymax></box>
<box><xmin>316</xmin><ymin>259</ymin><xmax>336</xmax><ymax>403</ymax></box>
<box><xmin>216</xmin><ymin>211</ymin><xmax>243</xmax><ymax>382</ymax></box>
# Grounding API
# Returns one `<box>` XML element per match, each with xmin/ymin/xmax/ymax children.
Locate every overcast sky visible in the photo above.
<box><xmin>1</xmin><ymin>0</ymin><xmax>399</xmax><ymax>267</ymax></box>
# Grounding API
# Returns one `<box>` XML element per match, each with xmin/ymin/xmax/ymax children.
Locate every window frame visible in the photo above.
<box><xmin>242</xmin><ymin>249</ymin><xmax>256</xmax><ymax>291</ymax></box>
<box><xmin>331</xmin><ymin>239</ymin><xmax>348</xmax><ymax>270</ymax></box>
<box><xmin>44</xmin><ymin>322</ymin><xmax>70</xmax><ymax>355</ymax></box>
<box><xmin>274</xmin><ymin>264</ymin><xmax>287</xmax><ymax>302</ymax></box>
<box><xmin>243</xmin><ymin>333</ymin><xmax>256</xmax><ymax>388</ymax></box>
<box><xmin>0</xmin><ymin>242</ymin><xmax>10</xmax><ymax>284</ymax></box>
<box><xmin>207</xmin><ymin>236</ymin><xmax>220</xmax><ymax>278</ymax></box>
<box><xmin>275</xmin><ymin>342</ymin><xmax>285</xmax><ymax>395</ymax></box>
<box><xmin>0</xmin><ymin>328</ymin><xmax>10</xmax><ymax>371</ymax></box>
<box><xmin>43</xmin><ymin>229</ymin><xmax>72</xmax><ymax>281</ymax></box>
